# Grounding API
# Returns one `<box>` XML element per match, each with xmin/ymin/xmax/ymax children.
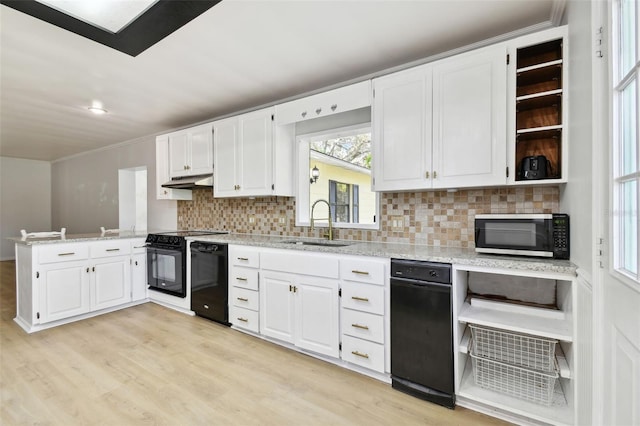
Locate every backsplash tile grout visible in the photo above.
<box><xmin>178</xmin><ymin>187</ymin><xmax>559</xmax><ymax>248</ymax></box>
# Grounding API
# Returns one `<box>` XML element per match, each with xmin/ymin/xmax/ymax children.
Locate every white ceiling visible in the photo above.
<box><xmin>0</xmin><ymin>0</ymin><xmax>558</xmax><ymax>162</ymax></box>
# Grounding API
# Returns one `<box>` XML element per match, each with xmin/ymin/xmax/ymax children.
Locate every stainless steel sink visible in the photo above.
<box><xmin>281</xmin><ymin>240</ymin><xmax>353</xmax><ymax>247</ymax></box>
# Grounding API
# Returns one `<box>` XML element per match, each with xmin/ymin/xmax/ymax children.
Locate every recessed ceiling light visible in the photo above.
<box><xmin>88</xmin><ymin>106</ymin><xmax>108</xmax><ymax>115</ymax></box>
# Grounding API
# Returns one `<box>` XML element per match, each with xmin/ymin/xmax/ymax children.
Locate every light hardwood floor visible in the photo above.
<box><xmin>0</xmin><ymin>260</ymin><xmax>509</xmax><ymax>425</ymax></box>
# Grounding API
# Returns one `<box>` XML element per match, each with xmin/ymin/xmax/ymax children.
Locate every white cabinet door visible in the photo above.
<box><xmin>155</xmin><ymin>136</ymin><xmax>192</xmax><ymax>200</ymax></box>
<box><xmin>372</xmin><ymin>65</ymin><xmax>432</xmax><ymax>191</ymax></box>
<box><xmin>260</xmin><ymin>271</ymin><xmax>295</xmax><ymax>343</ymax></box>
<box><xmin>168</xmin><ymin>132</ymin><xmax>189</xmax><ymax>177</ymax></box>
<box><xmin>238</xmin><ymin>108</ymin><xmax>273</xmax><ymax>196</ymax></box>
<box><xmin>188</xmin><ymin>123</ymin><xmax>213</xmax><ymax>175</ymax></box>
<box><xmin>432</xmin><ymin>45</ymin><xmax>507</xmax><ymax>188</ymax></box>
<box><xmin>39</xmin><ymin>262</ymin><xmax>91</xmax><ymax>323</ymax></box>
<box><xmin>131</xmin><ymin>253</ymin><xmax>147</xmax><ymax>302</ymax></box>
<box><xmin>295</xmin><ymin>275</ymin><xmax>340</xmax><ymax>358</ymax></box>
<box><xmin>213</xmin><ymin>116</ymin><xmax>240</xmax><ymax>197</ymax></box>
<box><xmin>92</xmin><ymin>257</ymin><xmax>131</xmax><ymax>311</ymax></box>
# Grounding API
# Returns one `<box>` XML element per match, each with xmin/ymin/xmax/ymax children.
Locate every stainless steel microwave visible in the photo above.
<box><xmin>474</xmin><ymin>214</ymin><xmax>569</xmax><ymax>259</ymax></box>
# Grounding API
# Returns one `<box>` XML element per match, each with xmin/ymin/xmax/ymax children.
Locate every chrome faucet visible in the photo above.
<box><xmin>310</xmin><ymin>199</ymin><xmax>333</xmax><ymax>240</ymax></box>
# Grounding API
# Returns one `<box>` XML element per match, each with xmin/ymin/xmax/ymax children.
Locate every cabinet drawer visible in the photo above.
<box><xmin>90</xmin><ymin>240</ymin><xmax>132</xmax><ymax>258</ymax></box>
<box><xmin>230</xmin><ymin>306</ymin><xmax>259</xmax><ymax>333</ymax></box>
<box><xmin>230</xmin><ymin>267</ymin><xmax>259</xmax><ymax>291</ymax></box>
<box><xmin>232</xmin><ymin>287</ymin><xmax>259</xmax><ymax>311</ymax></box>
<box><xmin>341</xmin><ymin>335</ymin><xmax>385</xmax><ymax>373</ymax></box>
<box><xmin>275</xmin><ymin>81</ymin><xmax>371</xmax><ymax>125</ymax></box>
<box><xmin>340</xmin><ymin>257</ymin><xmax>386</xmax><ymax>285</ymax></box>
<box><xmin>341</xmin><ymin>309</ymin><xmax>384</xmax><ymax>344</ymax></box>
<box><xmin>130</xmin><ymin>239</ymin><xmax>148</xmax><ymax>254</ymax></box>
<box><xmin>341</xmin><ymin>281</ymin><xmax>385</xmax><ymax>315</ymax></box>
<box><xmin>230</xmin><ymin>248</ymin><xmax>260</xmax><ymax>268</ymax></box>
<box><xmin>38</xmin><ymin>243</ymin><xmax>89</xmax><ymax>264</ymax></box>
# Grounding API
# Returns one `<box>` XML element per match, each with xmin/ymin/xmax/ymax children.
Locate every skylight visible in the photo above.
<box><xmin>36</xmin><ymin>0</ymin><xmax>158</xmax><ymax>33</ymax></box>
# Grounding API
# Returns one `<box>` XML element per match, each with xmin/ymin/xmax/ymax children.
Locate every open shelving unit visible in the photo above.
<box><xmin>452</xmin><ymin>265</ymin><xmax>576</xmax><ymax>426</ymax></box>
<box><xmin>514</xmin><ymin>37</ymin><xmax>566</xmax><ymax>183</ymax></box>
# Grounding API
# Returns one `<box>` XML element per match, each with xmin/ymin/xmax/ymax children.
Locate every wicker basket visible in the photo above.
<box><xmin>469</xmin><ymin>324</ymin><xmax>558</xmax><ymax>373</ymax></box>
<box><xmin>470</xmin><ymin>351</ymin><xmax>559</xmax><ymax>406</ymax></box>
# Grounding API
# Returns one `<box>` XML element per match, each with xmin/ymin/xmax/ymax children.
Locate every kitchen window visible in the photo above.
<box><xmin>296</xmin><ymin>124</ymin><xmax>379</xmax><ymax>230</ymax></box>
<box><xmin>612</xmin><ymin>0</ymin><xmax>640</xmax><ymax>283</ymax></box>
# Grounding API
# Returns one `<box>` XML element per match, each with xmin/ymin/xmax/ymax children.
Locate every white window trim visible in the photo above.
<box><xmin>295</xmin><ymin>124</ymin><xmax>380</xmax><ymax>230</ymax></box>
<box><xmin>611</xmin><ymin>0</ymin><xmax>640</xmax><ymax>286</ymax></box>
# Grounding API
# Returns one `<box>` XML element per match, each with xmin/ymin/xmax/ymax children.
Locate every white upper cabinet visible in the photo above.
<box><xmin>168</xmin><ymin>123</ymin><xmax>213</xmax><ymax>178</ymax></box>
<box><xmin>373</xmin><ymin>45</ymin><xmax>507</xmax><ymax>191</ymax></box>
<box><xmin>155</xmin><ymin>135</ymin><xmax>192</xmax><ymax>201</ymax></box>
<box><xmin>372</xmin><ymin>65</ymin><xmax>432</xmax><ymax>191</ymax></box>
<box><xmin>431</xmin><ymin>45</ymin><xmax>507</xmax><ymax>188</ymax></box>
<box><xmin>213</xmin><ymin>107</ymin><xmax>294</xmax><ymax>198</ymax></box>
<box><xmin>275</xmin><ymin>80</ymin><xmax>372</xmax><ymax>125</ymax></box>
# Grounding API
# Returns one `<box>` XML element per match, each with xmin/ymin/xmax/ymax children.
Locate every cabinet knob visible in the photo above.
<box><xmin>135</xmin><ymin>261</ymin><xmax>138</xmax><ymax>266</ymax></box>
<box><xmin>301</xmin><ymin>111</ymin><xmax>307</xmax><ymax>118</ymax></box>
<box><xmin>433</xmin><ymin>171</ymin><xmax>437</xmax><ymax>179</ymax></box>
<box><xmin>315</xmin><ymin>108</ymin><xmax>322</xmax><ymax>115</ymax></box>
<box><xmin>163</xmin><ymin>190</ymin><xmax>168</xmax><ymax>195</ymax></box>
<box><xmin>425</xmin><ymin>171</ymin><xmax>430</xmax><ymax>179</ymax></box>
<box><xmin>331</xmin><ymin>104</ymin><xmax>337</xmax><ymax>111</ymax></box>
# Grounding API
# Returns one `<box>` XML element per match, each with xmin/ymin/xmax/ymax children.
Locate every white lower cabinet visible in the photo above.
<box><xmin>92</xmin><ymin>257</ymin><xmax>131</xmax><ymax>311</ymax></box>
<box><xmin>15</xmin><ymin>238</ymin><xmax>147</xmax><ymax>332</ymax></box>
<box><xmin>229</xmin><ymin>246</ymin><xmax>261</xmax><ymax>333</ymax></box>
<box><xmin>39</xmin><ymin>261</ymin><xmax>91</xmax><ymax>323</ymax></box>
<box><xmin>260</xmin><ymin>268</ymin><xmax>340</xmax><ymax>358</ymax></box>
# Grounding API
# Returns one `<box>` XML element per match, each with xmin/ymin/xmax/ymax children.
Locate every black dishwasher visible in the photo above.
<box><xmin>190</xmin><ymin>241</ymin><xmax>229</xmax><ymax>325</ymax></box>
<box><xmin>390</xmin><ymin>259</ymin><xmax>454</xmax><ymax>408</ymax></box>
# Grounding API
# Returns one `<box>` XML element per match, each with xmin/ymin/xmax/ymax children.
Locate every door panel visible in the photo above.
<box><xmin>240</xmin><ymin>109</ymin><xmax>273</xmax><ymax>195</ymax></box>
<box><xmin>295</xmin><ymin>276</ymin><xmax>339</xmax><ymax>358</ymax></box>
<box><xmin>260</xmin><ymin>272</ymin><xmax>294</xmax><ymax>343</ymax></box>
<box><xmin>40</xmin><ymin>264</ymin><xmax>90</xmax><ymax>323</ymax></box>
<box><xmin>93</xmin><ymin>259</ymin><xmax>130</xmax><ymax>311</ymax></box>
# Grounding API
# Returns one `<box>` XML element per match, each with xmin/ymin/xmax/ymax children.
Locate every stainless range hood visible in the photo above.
<box><xmin>161</xmin><ymin>174</ymin><xmax>213</xmax><ymax>189</ymax></box>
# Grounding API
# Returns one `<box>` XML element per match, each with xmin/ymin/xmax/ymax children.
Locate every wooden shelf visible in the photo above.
<box><xmin>517</xmin><ymin>59</ymin><xmax>563</xmax><ymax>73</ymax></box>
<box><xmin>458</xmin><ymin>358</ymin><xmax>573</xmax><ymax>426</ymax></box>
<box><xmin>458</xmin><ymin>301</ymin><xmax>573</xmax><ymax>341</ymax></box>
<box><xmin>516</xmin><ymin>89</ymin><xmax>563</xmax><ymax>102</ymax></box>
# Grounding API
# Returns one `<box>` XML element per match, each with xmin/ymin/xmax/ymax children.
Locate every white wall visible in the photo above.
<box><xmin>0</xmin><ymin>157</ymin><xmax>51</xmax><ymax>260</ymax></box>
<box><xmin>51</xmin><ymin>135</ymin><xmax>177</xmax><ymax>234</ymax></box>
<box><xmin>560</xmin><ymin>1</ymin><xmax>593</xmax><ymax>277</ymax></box>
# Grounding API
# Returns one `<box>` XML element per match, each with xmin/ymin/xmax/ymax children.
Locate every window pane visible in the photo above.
<box><xmin>622</xmin><ymin>79</ymin><xmax>638</xmax><ymax>175</ymax></box>
<box><xmin>622</xmin><ymin>180</ymin><xmax>638</xmax><ymax>274</ymax></box>
<box><xmin>620</xmin><ymin>0</ymin><xmax>637</xmax><ymax>77</ymax></box>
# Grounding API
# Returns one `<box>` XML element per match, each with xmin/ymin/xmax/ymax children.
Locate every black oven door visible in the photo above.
<box><xmin>147</xmin><ymin>246</ymin><xmax>185</xmax><ymax>297</ymax></box>
<box><xmin>475</xmin><ymin>217</ymin><xmax>554</xmax><ymax>256</ymax></box>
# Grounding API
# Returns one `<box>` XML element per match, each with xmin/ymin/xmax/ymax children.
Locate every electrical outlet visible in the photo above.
<box><xmin>391</xmin><ymin>215</ymin><xmax>404</xmax><ymax>231</ymax></box>
<box><xmin>248</xmin><ymin>215</ymin><xmax>256</xmax><ymax>224</ymax></box>
<box><xmin>279</xmin><ymin>215</ymin><xmax>286</xmax><ymax>224</ymax></box>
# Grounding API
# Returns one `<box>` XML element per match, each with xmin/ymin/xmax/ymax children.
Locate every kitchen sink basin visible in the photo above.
<box><xmin>281</xmin><ymin>240</ymin><xmax>353</xmax><ymax>247</ymax></box>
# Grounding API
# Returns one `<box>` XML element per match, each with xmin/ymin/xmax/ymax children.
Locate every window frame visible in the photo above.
<box><xmin>611</xmin><ymin>0</ymin><xmax>640</xmax><ymax>284</ymax></box>
<box><xmin>295</xmin><ymin>123</ymin><xmax>379</xmax><ymax>230</ymax></box>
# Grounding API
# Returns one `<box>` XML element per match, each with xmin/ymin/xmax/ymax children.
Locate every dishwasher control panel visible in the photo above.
<box><xmin>390</xmin><ymin>259</ymin><xmax>451</xmax><ymax>284</ymax></box>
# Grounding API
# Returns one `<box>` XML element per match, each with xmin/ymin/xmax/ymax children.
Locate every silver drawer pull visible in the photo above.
<box><xmin>237</xmin><ymin>317</ymin><xmax>248</xmax><ymax>322</ymax></box>
<box><xmin>134</xmin><ymin>245</ymin><xmax>147</xmax><ymax>249</ymax></box>
<box><xmin>351</xmin><ymin>323</ymin><xmax>369</xmax><ymax>330</ymax></box>
<box><xmin>236</xmin><ymin>277</ymin><xmax>248</xmax><ymax>282</ymax></box>
<box><xmin>351</xmin><ymin>270</ymin><xmax>369</xmax><ymax>275</ymax></box>
<box><xmin>57</xmin><ymin>252</ymin><xmax>75</xmax><ymax>256</ymax></box>
<box><xmin>106</xmin><ymin>248</ymin><xmax>120</xmax><ymax>252</ymax></box>
<box><xmin>351</xmin><ymin>296</ymin><xmax>369</xmax><ymax>302</ymax></box>
<box><xmin>351</xmin><ymin>351</ymin><xmax>369</xmax><ymax>359</ymax></box>
<box><xmin>237</xmin><ymin>257</ymin><xmax>249</xmax><ymax>261</ymax></box>
<box><xmin>237</xmin><ymin>297</ymin><xmax>249</xmax><ymax>302</ymax></box>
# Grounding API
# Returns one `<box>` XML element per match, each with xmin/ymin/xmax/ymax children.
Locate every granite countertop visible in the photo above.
<box><xmin>8</xmin><ymin>230</ymin><xmax>152</xmax><ymax>245</ymax></box>
<box><xmin>188</xmin><ymin>233</ymin><xmax>578</xmax><ymax>276</ymax></box>
<box><xmin>9</xmin><ymin>230</ymin><xmax>577</xmax><ymax>276</ymax></box>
